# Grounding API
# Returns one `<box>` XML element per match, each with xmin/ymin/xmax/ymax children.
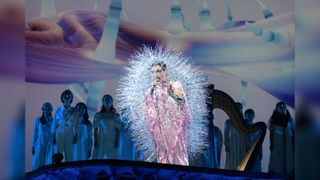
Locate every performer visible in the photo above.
<box><xmin>31</xmin><ymin>102</ymin><xmax>53</xmax><ymax>169</ymax></box>
<box><xmin>118</xmin><ymin>108</ymin><xmax>135</xmax><ymax>160</ymax></box>
<box><xmin>92</xmin><ymin>95</ymin><xmax>120</xmax><ymax>159</ymax></box>
<box><xmin>142</xmin><ymin>62</ymin><xmax>190</xmax><ymax>165</ymax></box>
<box><xmin>52</xmin><ymin>90</ymin><xmax>79</xmax><ymax>162</ymax></box>
<box><xmin>117</xmin><ymin>45</ymin><xmax>208</xmax><ymax>166</ymax></box>
<box><xmin>224</xmin><ymin>102</ymin><xmax>250</xmax><ymax>170</ymax></box>
<box><xmin>245</xmin><ymin>109</ymin><xmax>262</xmax><ymax>172</ymax></box>
<box><xmin>268</xmin><ymin>102</ymin><xmax>294</xmax><ymax>174</ymax></box>
<box><xmin>74</xmin><ymin>103</ymin><xmax>93</xmax><ymax>161</ymax></box>
<box><xmin>213</xmin><ymin>124</ymin><xmax>223</xmax><ymax>168</ymax></box>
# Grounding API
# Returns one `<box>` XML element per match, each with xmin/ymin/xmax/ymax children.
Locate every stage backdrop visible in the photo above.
<box><xmin>26</xmin><ymin>0</ymin><xmax>294</xmax><ymax>172</ymax></box>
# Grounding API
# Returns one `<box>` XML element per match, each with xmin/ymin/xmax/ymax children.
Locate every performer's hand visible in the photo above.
<box><xmin>73</xmin><ymin>133</ymin><xmax>78</xmax><ymax>144</ymax></box>
<box><xmin>152</xmin><ymin>80</ymin><xmax>158</xmax><ymax>87</ymax></box>
<box><xmin>87</xmin><ymin>151</ymin><xmax>91</xmax><ymax>158</ymax></box>
<box><xmin>167</xmin><ymin>84</ymin><xmax>174</xmax><ymax>95</ymax></box>
<box><xmin>52</xmin><ymin>133</ymin><xmax>56</xmax><ymax>145</ymax></box>
<box><xmin>32</xmin><ymin>147</ymin><xmax>35</xmax><ymax>155</ymax></box>
<box><xmin>151</xmin><ymin>80</ymin><xmax>158</xmax><ymax>94</ymax></box>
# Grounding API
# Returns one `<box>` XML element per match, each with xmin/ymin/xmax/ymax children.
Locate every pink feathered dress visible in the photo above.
<box><xmin>143</xmin><ymin>81</ymin><xmax>190</xmax><ymax>166</ymax></box>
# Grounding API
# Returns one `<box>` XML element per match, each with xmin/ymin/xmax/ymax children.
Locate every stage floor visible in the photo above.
<box><xmin>26</xmin><ymin>159</ymin><xmax>288</xmax><ymax>179</ymax></box>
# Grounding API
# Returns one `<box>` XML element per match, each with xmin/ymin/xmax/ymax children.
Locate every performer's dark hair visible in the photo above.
<box><xmin>75</xmin><ymin>102</ymin><xmax>90</xmax><ymax>122</ymax></box>
<box><xmin>60</xmin><ymin>89</ymin><xmax>73</xmax><ymax>103</ymax></box>
<box><xmin>40</xmin><ymin>102</ymin><xmax>52</xmax><ymax>124</ymax></box>
<box><xmin>245</xmin><ymin>109</ymin><xmax>255</xmax><ymax>116</ymax></box>
<box><xmin>275</xmin><ymin>101</ymin><xmax>291</xmax><ymax>117</ymax></box>
<box><xmin>100</xmin><ymin>94</ymin><xmax>116</xmax><ymax>113</ymax></box>
<box><xmin>270</xmin><ymin>101</ymin><xmax>292</xmax><ymax>127</ymax></box>
<box><xmin>276</xmin><ymin>101</ymin><xmax>285</xmax><ymax>109</ymax></box>
<box><xmin>151</xmin><ymin>61</ymin><xmax>167</xmax><ymax>71</ymax></box>
<box><xmin>235</xmin><ymin>102</ymin><xmax>243</xmax><ymax>108</ymax></box>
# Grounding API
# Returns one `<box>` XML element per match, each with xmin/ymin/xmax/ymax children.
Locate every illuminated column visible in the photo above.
<box><xmin>86</xmin><ymin>0</ymin><xmax>122</xmax><ymax>119</ymax></box>
<box><xmin>226</xmin><ymin>0</ymin><xmax>233</xmax><ymax>28</ymax></box>
<box><xmin>94</xmin><ymin>0</ymin><xmax>122</xmax><ymax>62</ymax></box>
<box><xmin>40</xmin><ymin>0</ymin><xmax>58</xmax><ymax>21</ymax></box>
<box><xmin>94</xmin><ymin>0</ymin><xmax>98</xmax><ymax>10</ymax></box>
<box><xmin>256</xmin><ymin>0</ymin><xmax>274</xmax><ymax>19</ymax></box>
<box><xmin>241</xmin><ymin>80</ymin><xmax>248</xmax><ymax>109</ymax></box>
<box><xmin>167</xmin><ymin>0</ymin><xmax>186</xmax><ymax>35</ymax></box>
<box><xmin>199</xmin><ymin>0</ymin><xmax>216</xmax><ymax>32</ymax></box>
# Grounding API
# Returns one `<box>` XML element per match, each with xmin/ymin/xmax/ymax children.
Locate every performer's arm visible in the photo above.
<box><xmin>288</xmin><ymin>117</ymin><xmax>295</xmax><ymax>151</ymax></box>
<box><xmin>114</xmin><ymin>113</ymin><xmax>120</xmax><ymax>148</ymax></box>
<box><xmin>88</xmin><ymin>123</ymin><xmax>93</xmax><ymax>158</ymax></box>
<box><xmin>224</xmin><ymin>120</ymin><xmax>230</xmax><ymax>152</ymax></box>
<box><xmin>269</xmin><ymin>120</ymin><xmax>274</xmax><ymax>151</ymax></box>
<box><xmin>51</xmin><ymin>108</ymin><xmax>60</xmax><ymax>144</ymax></box>
<box><xmin>72</xmin><ymin>108</ymin><xmax>79</xmax><ymax>144</ymax></box>
<box><xmin>93</xmin><ymin>114</ymin><xmax>99</xmax><ymax>148</ymax></box>
<box><xmin>52</xmin><ymin>109</ymin><xmax>59</xmax><ymax>134</ymax></box>
<box><xmin>31</xmin><ymin>118</ymin><xmax>39</xmax><ymax>155</ymax></box>
<box><xmin>218</xmin><ymin>128</ymin><xmax>223</xmax><ymax>162</ymax></box>
<box><xmin>168</xmin><ymin>82</ymin><xmax>186</xmax><ymax>105</ymax></box>
<box><xmin>94</xmin><ymin>128</ymin><xmax>98</xmax><ymax>148</ymax></box>
<box><xmin>150</xmin><ymin>81</ymin><xmax>157</xmax><ymax>95</ymax></box>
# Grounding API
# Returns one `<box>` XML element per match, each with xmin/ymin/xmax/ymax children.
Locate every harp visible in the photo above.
<box><xmin>209</xmin><ymin>87</ymin><xmax>267</xmax><ymax>171</ymax></box>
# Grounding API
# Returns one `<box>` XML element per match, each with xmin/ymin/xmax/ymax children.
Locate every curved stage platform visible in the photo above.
<box><xmin>26</xmin><ymin>159</ymin><xmax>287</xmax><ymax>179</ymax></box>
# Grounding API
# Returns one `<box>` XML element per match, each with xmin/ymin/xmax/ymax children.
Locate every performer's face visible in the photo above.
<box><xmin>62</xmin><ymin>94</ymin><xmax>72</xmax><ymax>108</ymax></box>
<box><xmin>276</xmin><ymin>103</ymin><xmax>287</xmax><ymax>114</ymax></box>
<box><xmin>103</xmin><ymin>96</ymin><xmax>113</xmax><ymax>108</ymax></box>
<box><xmin>42</xmin><ymin>103</ymin><xmax>52</xmax><ymax>116</ymax></box>
<box><xmin>77</xmin><ymin>104</ymin><xmax>86</xmax><ymax>115</ymax></box>
<box><xmin>245</xmin><ymin>112</ymin><xmax>254</xmax><ymax>123</ymax></box>
<box><xmin>151</xmin><ymin>65</ymin><xmax>166</xmax><ymax>82</ymax></box>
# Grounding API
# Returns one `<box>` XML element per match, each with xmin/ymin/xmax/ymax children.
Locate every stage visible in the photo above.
<box><xmin>26</xmin><ymin>159</ymin><xmax>287</xmax><ymax>179</ymax></box>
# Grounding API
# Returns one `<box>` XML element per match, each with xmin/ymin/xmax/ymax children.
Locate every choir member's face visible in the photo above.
<box><xmin>42</xmin><ymin>103</ymin><xmax>52</xmax><ymax>116</ymax></box>
<box><xmin>245</xmin><ymin>112</ymin><xmax>255</xmax><ymax>123</ymax></box>
<box><xmin>277</xmin><ymin>103</ymin><xmax>287</xmax><ymax>114</ymax></box>
<box><xmin>77</xmin><ymin>104</ymin><xmax>86</xmax><ymax>115</ymax></box>
<box><xmin>103</xmin><ymin>96</ymin><xmax>113</xmax><ymax>108</ymax></box>
<box><xmin>151</xmin><ymin>64</ymin><xmax>166</xmax><ymax>82</ymax></box>
<box><xmin>62</xmin><ymin>94</ymin><xmax>72</xmax><ymax>108</ymax></box>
